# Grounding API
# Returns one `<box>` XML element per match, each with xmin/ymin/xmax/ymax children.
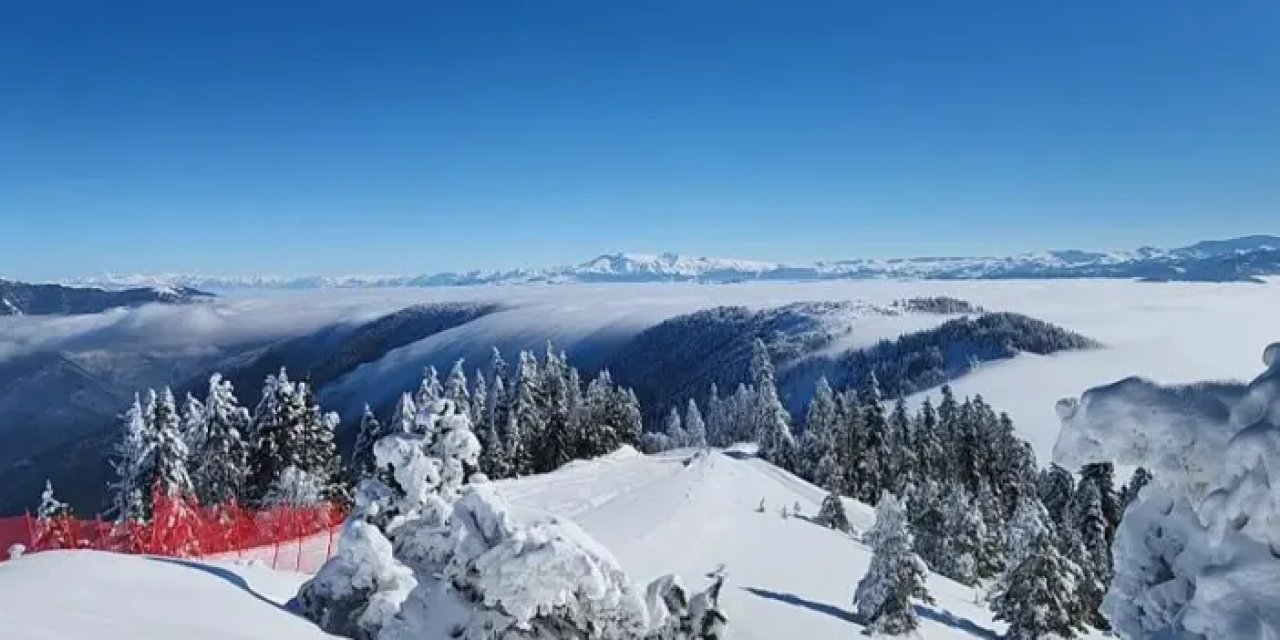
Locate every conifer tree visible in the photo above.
<box><xmin>1079</xmin><ymin>462</ymin><xmax>1120</xmax><ymax>544</ymax></box>
<box><xmin>975</xmin><ymin>479</ymin><xmax>1006</xmax><ymax>580</ymax></box>
<box><xmin>470</xmin><ymin>372</ymin><xmax>489</xmax><ymax>447</ymax></box>
<box><xmin>180</xmin><ymin>392</ymin><xmax>206</xmax><ymax>455</ymax></box>
<box><xmin>938</xmin><ymin>483</ymin><xmax>985</xmax><ymax>586</ymax></box>
<box><xmin>705</xmin><ymin>382</ymin><xmax>728</xmax><ymax>447</ymax></box>
<box><xmin>814</xmin><ymin>492</ymin><xmax>851</xmax><ymax>533</ymax></box>
<box><xmin>907</xmin><ymin>480</ymin><xmax>947</xmax><ymax>572</ymax></box>
<box><xmin>389</xmin><ymin>392</ymin><xmax>416</xmax><ymax>434</ymax></box>
<box><xmin>416</xmin><ymin>366</ymin><xmax>444</xmax><ymax>407</ymax></box>
<box><xmin>150</xmin><ymin>388</ymin><xmax>194</xmax><ymax>501</ymax></box>
<box><xmin>853</xmin><ymin>373</ymin><xmax>891</xmax><ymax>504</ymax></box>
<box><xmin>800</xmin><ymin>377</ymin><xmax>839</xmax><ymax>486</ymax></box>
<box><xmin>535</xmin><ymin>346</ymin><xmax>573</xmax><ymax>472</ymax></box>
<box><xmin>887</xmin><ymin>397</ymin><xmax>919</xmax><ymax>496</ymax></box>
<box><xmin>990</xmin><ymin>531</ymin><xmax>1082</xmax><ymax>640</ymax></box>
<box><xmin>1003</xmin><ymin>490</ymin><xmax>1053</xmax><ymax>572</ymax></box>
<box><xmin>1037</xmin><ymin>464</ymin><xmax>1076</xmax><ymax>527</ymax></box>
<box><xmin>664</xmin><ymin>406</ymin><xmax>687</xmax><ymax>448</ymax></box>
<box><xmin>912</xmin><ymin>398</ymin><xmax>944</xmax><ymax>484</ymax></box>
<box><xmin>35</xmin><ymin>480</ymin><xmax>74</xmax><ymax>550</ymax></box>
<box><xmin>750</xmin><ymin>338</ymin><xmax>795</xmax><ymax>467</ymax></box>
<box><xmin>684</xmin><ymin>398</ymin><xmax>707</xmax><ymax>449</ymax></box>
<box><xmin>192</xmin><ymin>374</ymin><xmax>250</xmax><ymax>507</ymax></box>
<box><xmin>853</xmin><ymin>491</ymin><xmax>933</xmax><ymax>635</ymax></box>
<box><xmin>110</xmin><ymin>393</ymin><xmax>151</xmax><ymax>521</ymax></box>
<box><xmin>350</xmin><ymin>404</ymin><xmax>386</xmax><ymax>483</ymax></box>
<box><xmin>509</xmin><ymin>352</ymin><xmax>542</xmax><ymax>475</ymax></box>
<box><xmin>1069</xmin><ymin>479</ymin><xmax>1113</xmax><ymax>629</ymax></box>
<box><xmin>443</xmin><ymin>359</ymin><xmax>471</xmax><ymax>418</ymax></box>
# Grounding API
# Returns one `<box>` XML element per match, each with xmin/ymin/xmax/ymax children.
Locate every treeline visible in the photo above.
<box><xmin>655</xmin><ymin>337</ymin><xmax>1144</xmax><ymax>638</ymax></box>
<box><xmin>89</xmin><ymin>343</ymin><xmax>645</xmax><ymax>524</ymax></box>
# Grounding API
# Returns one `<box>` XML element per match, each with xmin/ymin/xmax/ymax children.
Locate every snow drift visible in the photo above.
<box><xmin>1053</xmin><ymin>342</ymin><xmax>1280</xmax><ymax>638</ymax></box>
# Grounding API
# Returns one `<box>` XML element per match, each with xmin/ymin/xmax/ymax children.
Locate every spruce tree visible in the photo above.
<box><xmin>1079</xmin><ymin>462</ymin><xmax>1120</xmax><ymax>545</ymax></box>
<box><xmin>800</xmin><ymin>377</ymin><xmax>839</xmax><ymax>486</ymax></box>
<box><xmin>938</xmin><ymin>483</ymin><xmax>985</xmax><ymax>586</ymax></box>
<box><xmin>1069</xmin><ymin>479</ymin><xmax>1112</xmax><ymax>629</ymax></box>
<box><xmin>35</xmin><ymin>480</ymin><xmax>74</xmax><ymax>550</ymax></box>
<box><xmin>990</xmin><ymin>531</ymin><xmax>1082</xmax><ymax>640</ymax></box>
<box><xmin>853</xmin><ymin>491</ymin><xmax>933</xmax><ymax>635</ymax></box>
<box><xmin>1003</xmin><ymin>490</ymin><xmax>1053</xmax><ymax>572</ymax></box>
<box><xmin>975</xmin><ymin>479</ymin><xmax>1006</xmax><ymax>580</ymax></box>
<box><xmin>684</xmin><ymin>398</ymin><xmax>707</xmax><ymax>448</ymax></box>
<box><xmin>443</xmin><ymin>359</ymin><xmax>471</xmax><ymax>418</ymax></box>
<box><xmin>750</xmin><ymin>338</ymin><xmax>795</xmax><ymax>467</ymax></box>
<box><xmin>887</xmin><ymin>397</ymin><xmax>919</xmax><ymax>496</ymax></box>
<box><xmin>389</xmin><ymin>392</ymin><xmax>416</xmax><ymax>434</ymax></box>
<box><xmin>853</xmin><ymin>373</ymin><xmax>891</xmax><ymax>504</ymax></box>
<box><xmin>705</xmin><ymin>382</ymin><xmax>728</xmax><ymax>447</ymax></box>
<box><xmin>509</xmin><ymin>352</ymin><xmax>542</xmax><ymax>475</ymax></box>
<box><xmin>180</xmin><ymin>392</ymin><xmax>206</xmax><ymax>455</ymax></box>
<box><xmin>912</xmin><ymin>397</ymin><xmax>945</xmax><ymax>485</ymax></box>
<box><xmin>664</xmin><ymin>406</ymin><xmax>687</xmax><ymax>448</ymax></box>
<box><xmin>192</xmin><ymin>373</ymin><xmax>250</xmax><ymax>506</ymax></box>
<box><xmin>535</xmin><ymin>346</ymin><xmax>574</xmax><ymax>472</ymax></box>
<box><xmin>415</xmin><ymin>366</ymin><xmax>443</xmax><ymax>407</ymax></box>
<box><xmin>110</xmin><ymin>393</ymin><xmax>151</xmax><ymax>521</ymax></box>
<box><xmin>350</xmin><ymin>404</ymin><xmax>386</xmax><ymax>483</ymax></box>
<box><xmin>1037</xmin><ymin>464</ymin><xmax>1075</xmax><ymax>527</ymax></box>
<box><xmin>814</xmin><ymin>492</ymin><xmax>851</xmax><ymax>533</ymax></box>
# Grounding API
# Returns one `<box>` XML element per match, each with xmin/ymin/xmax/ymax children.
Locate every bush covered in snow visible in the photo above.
<box><xmin>1053</xmin><ymin>342</ymin><xmax>1280</xmax><ymax>639</ymax></box>
<box><xmin>300</xmin><ymin>398</ymin><xmax>727</xmax><ymax>640</ymax></box>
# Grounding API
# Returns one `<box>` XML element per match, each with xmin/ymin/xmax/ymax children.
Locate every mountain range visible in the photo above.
<box><xmin>66</xmin><ymin>235</ymin><xmax>1280</xmax><ymax>289</ymax></box>
<box><xmin>0</xmin><ymin>280</ymin><xmax>211</xmax><ymax>316</ymax></box>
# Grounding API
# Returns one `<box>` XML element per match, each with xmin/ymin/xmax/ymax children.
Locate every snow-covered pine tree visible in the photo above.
<box><xmin>814</xmin><ymin>492</ymin><xmax>851</xmax><ymax>533</ymax></box>
<box><xmin>1079</xmin><ymin>462</ymin><xmax>1120</xmax><ymax>545</ymax></box>
<box><xmin>148</xmin><ymin>388</ymin><xmax>194</xmax><ymax>503</ymax></box>
<box><xmin>853</xmin><ymin>491</ymin><xmax>933</xmax><ymax>635</ymax></box>
<box><xmin>907</xmin><ymin>480</ymin><xmax>947</xmax><ymax>572</ymax></box>
<box><xmin>853</xmin><ymin>373</ymin><xmax>891</xmax><ymax>504</ymax></box>
<box><xmin>799</xmin><ymin>377</ymin><xmax>839</xmax><ymax>486</ymax></box>
<box><xmin>34</xmin><ymin>480</ymin><xmax>74</xmax><ymax>550</ymax></box>
<box><xmin>443</xmin><ymin>359</ymin><xmax>471</xmax><ymax>419</ymax></box>
<box><xmin>887</xmin><ymin>396</ymin><xmax>919</xmax><ymax>497</ymax></box>
<box><xmin>350</xmin><ymin>404</ymin><xmax>387</xmax><ymax>483</ymax></box>
<box><xmin>938</xmin><ymin>483</ymin><xmax>985</xmax><ymax>586</ymax></box>
<box><xmin>192</xmin><ymin>373</ymin><xmax>251</xmax><ymax>507</ymax></box>
<box><xmin>912</xmin><ymin>397</ymin><xmax>944</xmax><ymax>482</ymax></box>
<box><xmin>295</xmin><ymin>381</ymin><xmax>341</xmax><ymax>496</ymax></box>
<box><xmin>534</xmin><ymin>345</ymin><xmax>574</xmax><ymax>473</ymax></box>
<box><xmin>975</xmin><ymin>479</ymin><xmax>1006</xmax><ymax>580</ymax></box>
<box><xmin>621</xmin><ymin>388</ymin><xmax>645</xmax><ymax>447</ymax></box>
<box><xmin>750</xmin><ymin>338</ymin><xmax>795</xmax><ymax>468</ymax></box>
<box><xmin>180</xmin><ymin>392</ymin><xmax>206</xmax><ymax>456</ymax></box>
<box><xmin>837</xmin><ymin>389</ymin><xmax>863</xmax><ymax>497</ymax></box>
<box><xmin>1069</xmin><ymin>477</ymin><xmax>1113</xmax><ymax>629</ymax></box>
<box><xmin>729</xmin><ymin>383</ymin><xmax>755</xmax><ymax>444</ymax></box>
<box><xmin>664</xmin><ymin>406</ymin><xmax>688</xmax><ymax>448</ymax></box>
<box><xmin>988</xmin><ymin>412</ymin><xmax>1037</xmax><ymax>519</ymax></box>
<box><xmin>389</xmin><ymin>392</ymin><xmax>416</xmax><ymax>434</ymax></box>
<box><xmin>704</xmin><ymin>382</ymin><xmax>728</xmax><ymax>447</ymax></box>
<box><xmin>110</xmin><ymin>393</ymin><xmax>151</xmax><ymax>521</ymax></box>
<box><xmin>1037</xmin><ymin>464</ymin><xmax>1076</xmax><ymax>527</ymax></box>
<box><xmin>1003</xmin><ymin>490</ymin><xmax>1053</xmax><ymax>572</ymax></box>
<box><xmin>684</xmin><ymin>398</ymin><xmax>707</xmax><ymax>449</ymax></box>
<box><xmin>414</xmin><ymin>366</ymin><xmax>444</xmax><ymax>408</ymax></box>
<box><xmin>509</xmin><ymin>351</ymin><xmax>542</xmax><ymax>475</ymax></box>
<box><xmin>470</xmin><ymin>369</ymin><xmax>488</xmax><ymax>429</ymax></box>
<box><xmin>990</xmin><ymin>530</ymin><xmax>1082</xmax><ymax>640</ymax></box>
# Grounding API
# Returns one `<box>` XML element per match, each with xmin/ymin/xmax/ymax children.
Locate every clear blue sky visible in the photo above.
<box><xmin>3</xmin><ymin>1</ymin><xmax>1278</xmax><ymax>279</ymax></box>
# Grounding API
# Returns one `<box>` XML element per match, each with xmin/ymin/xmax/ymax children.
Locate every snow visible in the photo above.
<box><xmin>1053</xmin><ymin>342</ymin><xmax>1280</xmax><ymax>639</ymax></box>
<box><xmin>0</xmin><ymin>447</ymin><xmax>1114</xmax><ymax>639</ymax></box>
<box><xmin>0</xmin><ymin>550</ymin><xmax>335</xmax><ymax>639</ymax></box>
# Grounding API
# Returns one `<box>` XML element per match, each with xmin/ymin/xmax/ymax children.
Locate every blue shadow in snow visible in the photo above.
<box><xmin>743</xmin><ymin>587</ymin><xmax>858</xmax><ymax>624</ymax></box>
<box><xmin>744</xmin><ymin>586</ymin><xmax>998</xmax><ymax>639</ymax></box>
<box><xmin>147</xmin><ymin>556</ymin><xmax>302</xmax><ymax>616</ymax></box>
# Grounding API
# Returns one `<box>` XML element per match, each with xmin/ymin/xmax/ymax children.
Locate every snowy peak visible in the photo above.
<box><xmin>62</xmin><ymin>235</ymin><xmax>1280</xmax><ymax>289</ymax></box>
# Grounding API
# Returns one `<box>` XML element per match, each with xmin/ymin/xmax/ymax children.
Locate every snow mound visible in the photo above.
<box><xmin>1053</xmin><ymin>342</ymin><xmax>1280</xmax><ymax>638</ymax></box>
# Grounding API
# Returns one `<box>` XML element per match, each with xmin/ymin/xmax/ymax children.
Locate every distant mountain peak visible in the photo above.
<box><xmin>61</xmin><ymin>234</ymin><xmax>1280</xmax><ymax>289</ymax></box>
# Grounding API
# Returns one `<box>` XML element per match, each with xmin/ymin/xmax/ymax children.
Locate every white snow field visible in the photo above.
<box><xmin>0</xmin><ymin>447</ymin><xmax>1106</xmax><ymax>639</ymax></box>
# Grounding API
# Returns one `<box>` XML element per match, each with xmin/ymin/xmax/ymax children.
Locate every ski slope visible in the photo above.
<box><xmin>0</xmin><ymin>448</ymin><xmax>1107</xmax><ymax>639</ymax></box>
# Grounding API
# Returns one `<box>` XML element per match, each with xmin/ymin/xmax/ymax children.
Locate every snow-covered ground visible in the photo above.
<box><xmin>0</xmin><ymin>447</ymin><xmax>1107</xmax><ymax>639</ymax></box>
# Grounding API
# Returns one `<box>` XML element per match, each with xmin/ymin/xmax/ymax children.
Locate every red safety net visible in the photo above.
<box><xmin>0</xmin><ymin>485</ymin><xmax>345</xmax><ymax>572</ymax></box>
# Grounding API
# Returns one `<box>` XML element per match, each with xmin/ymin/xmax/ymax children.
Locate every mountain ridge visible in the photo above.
<box><xmin>63</xmin><ymin>235</ymin><xmax>1280</xmax><ymax>289</ymax></box>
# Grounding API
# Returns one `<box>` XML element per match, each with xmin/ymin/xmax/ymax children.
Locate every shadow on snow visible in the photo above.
<box><xmin>743</xmin><ymin>586</ymin><xmax>998</xmax><ymax>639</ymax></box>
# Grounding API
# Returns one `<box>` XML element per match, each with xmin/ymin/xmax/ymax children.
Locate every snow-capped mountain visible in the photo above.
<box><xmin>65</xmin><ymin>235</ymin><xmax>1280</xmax><ymax>290</ymax></box>
<box><xmin>0</xmin><ymin>279</ymin><xmax>212</xmax><ymax>316</ymax></box>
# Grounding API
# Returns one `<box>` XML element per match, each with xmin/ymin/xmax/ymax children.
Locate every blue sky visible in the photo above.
<box><xmin>3</xmin><ymin>1</ymin><xmax>1278</xmax><ymax>279</ymax></box>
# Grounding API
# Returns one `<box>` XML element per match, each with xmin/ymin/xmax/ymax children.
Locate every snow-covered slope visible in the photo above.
<box><xmin>65</xmin><ymin>234</ymin><xmax>1280</xmax><ymax>289</ymax></box>
<box><xmin>0</xmin><ymin>448</ymin><xmax>1107</xmax><ymax>639</ymax></box>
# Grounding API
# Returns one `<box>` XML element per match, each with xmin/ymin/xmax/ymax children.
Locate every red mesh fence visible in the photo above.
<box><xmin>0</xmin><ymin>487</ymin><xmax>344</xmax><ymax>572</ymax></box>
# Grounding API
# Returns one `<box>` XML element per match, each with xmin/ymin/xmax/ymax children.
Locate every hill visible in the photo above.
<box><xmin>0</xmin><ymin>447</ymin><xmax>1110</xmax><ymax>639</ymax></box>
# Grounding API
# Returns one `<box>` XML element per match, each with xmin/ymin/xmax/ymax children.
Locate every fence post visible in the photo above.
<box><xmin>23</xmin><ymin>510</ymin><xmax>35</xmax><ymax>552</ymax></box>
